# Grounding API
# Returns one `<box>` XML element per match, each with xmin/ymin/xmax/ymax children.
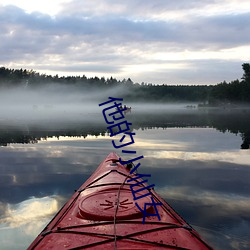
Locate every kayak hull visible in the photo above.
<box><xmin>28</xmin><ymin>152</ymin><xmax>213</xmax><ymax>249</ymax></box>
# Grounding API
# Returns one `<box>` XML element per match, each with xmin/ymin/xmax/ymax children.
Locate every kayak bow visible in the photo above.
<box><xmin>28</xmin><ymin>152</ymin><xmax>213</xmax><ymax>249</ymax></box>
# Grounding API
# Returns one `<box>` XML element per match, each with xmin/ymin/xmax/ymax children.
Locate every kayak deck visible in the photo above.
<box><xmin>28</xmin><ymin>152</ymin><xmax>213</xmax><ymax>249</ymax></box>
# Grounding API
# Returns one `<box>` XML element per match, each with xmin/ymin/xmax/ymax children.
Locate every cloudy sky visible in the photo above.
<box><xmin>0</xmin><ymin>0</ymin><xmax>250</xmax><ymax>85</ymax></box>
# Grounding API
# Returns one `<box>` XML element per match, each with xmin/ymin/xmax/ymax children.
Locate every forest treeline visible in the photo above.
<box><xmin>0</xmin><ymin>63</ymin><xmax>250</xmax><ymax>104</ymax></box>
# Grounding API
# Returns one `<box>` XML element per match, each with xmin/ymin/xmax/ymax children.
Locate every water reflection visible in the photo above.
<box><xmin>0</xmin><ymin>108</ymin><xmax>250</xmax><ymax>249</ymax></box>
<box><xmin>0</xmin><ymin>196</ymin><xmax>62</xmax><ymax>250</ymax></box>
<box><xmin>0</xmin><ymin>107</ymin><xmax>250</xmax><ymax>149</ymax></box>
<box><xmin>1</xmin><ymin>196</ymin><xmax>59</xmax><ymax>228</ymax></box>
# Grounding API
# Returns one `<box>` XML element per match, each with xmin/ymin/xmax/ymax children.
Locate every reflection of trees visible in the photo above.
<box><xmin>0</xmin><ymin>123</ymin><xmax>108</xmax><ymax>146</ymax></box>
<box><xmin>241</xmin><ymin>133</ymin><xmax>250</xmax><ymax>149</ymax></box>
<box><xmin>128</xmin><ymin>109</ymin><xmax>250</xmax><ymax>149</ymax></box>
<box><xmin>0</xmin><ymin>109</ymin><xmax>250</xmax><ymax>149</ymax></box>
<box><xmin>0</xmin><ymin>132</ymin><xmax>38</xmax><ymax>146</ymax></box>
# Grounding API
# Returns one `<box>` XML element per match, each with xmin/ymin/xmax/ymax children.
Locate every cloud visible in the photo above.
<box><xmin>2</xmin><ymin>4</ymin><xmax>248</xmax><ymax>48</ymax></box>
<box><xmin>58</xmin><ymin>0</ymin><xmax>247</xmax><ymax>19</ymax></box>
<box><xmin>0</xmin><ymin>1</ymin><xmax>250</xmax><ymax>84</ymax></box>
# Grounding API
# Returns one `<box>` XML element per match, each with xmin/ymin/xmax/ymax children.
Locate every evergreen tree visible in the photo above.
<box><xmin>242</xmin><ymin>63</ymin><xmax>250</xmax><ymax>83</ymax></box>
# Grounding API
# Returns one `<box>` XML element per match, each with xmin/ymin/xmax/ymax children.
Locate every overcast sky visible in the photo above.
<box><xmin>0</xmin><ymin>0</ymin><xmax>250</xmax><ymax>85</ymax></box>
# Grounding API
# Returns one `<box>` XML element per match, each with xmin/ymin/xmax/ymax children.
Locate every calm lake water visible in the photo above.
<box><xmin>0</xmin><ymin>104</ymin><xmax>250</xmax><ymax>249</ymax></box>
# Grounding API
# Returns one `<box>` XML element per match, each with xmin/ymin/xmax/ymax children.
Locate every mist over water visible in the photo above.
<box><xmin>0</xmin><ymin>84</ymin><xmax>250</xmax><ymax>249</ymax></box>
<box><xmin>1</xmin><ymin>84</ymin><xmax>250</xmax><ymax>148</ymax></box>
<box><xmin>0</xmin><ymin>84</ymin><xmax>198</xmax><ymax>125</ymax></box>
<box><xmin>0</xmin><ymin>85</ymin><xmax>99</xmax><ymax>122</ymax></box>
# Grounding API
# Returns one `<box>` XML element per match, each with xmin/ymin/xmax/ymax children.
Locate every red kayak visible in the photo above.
<box><xmin>28</xmin><ymin>152</ymin><xmax>213</xmax><ymax>249</ymax></box>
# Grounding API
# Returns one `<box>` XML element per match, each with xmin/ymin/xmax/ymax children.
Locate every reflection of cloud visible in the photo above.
<box><xmin>157</xmin><ymin>186</ymin><xmax>250</xmax><ymax>216</ymax></box>
<box><xmin>194</xmin><ymin>223</ymin><xmax>250</xmax><ymax>250</ymax></box>
<box><xmin>157</xmin><ymin>185</ymin><xmax>250</xmax><ymax>249</ymax></box>
<box><xmin>0</xmin><ymin>196</ymin><xmax>59</xmax><ymax>230</ymax></box>
<box><xmin>135</xmin><ymin>140</ymin><xmax>186</xmax><ymax>150</ymax></box>
<box><xmin>151</xmin><ymin>150</ymin><xmax>250</xmax><ymax>166</ymax></box>
<box><xmin>6</xmin><ymin>141</ymin><xmax>111</xmax><ymax>176</ymax></box>
<box><xmin>0</xmin><ymin>202</ymin><xmax>7</xmax><ymax>218</ymax></box>
<box><xmin>128</xmin><ymin>128</ymin><xmax>249</xmax><ymax>166</ymax></box>
<box><xmin>0</xmin><ymin>196</ymin><xmax>62</xmax><ymax>249</ymax></box>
